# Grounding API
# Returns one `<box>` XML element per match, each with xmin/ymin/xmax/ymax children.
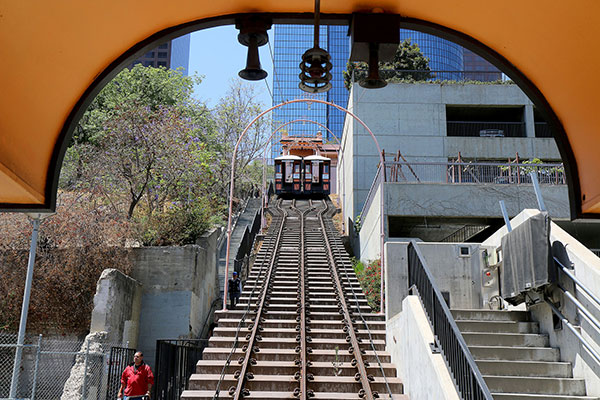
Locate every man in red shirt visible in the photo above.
<box><xmin>117</xmin><ymin>351</ymin><xmax>154</xmax><ymax>399</ymax></box>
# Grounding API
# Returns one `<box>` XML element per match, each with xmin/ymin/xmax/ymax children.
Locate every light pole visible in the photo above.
<box><xmin>9</xmin><ymin>212</ymin><xmax>53</xmax><ymax>399</ymax></box>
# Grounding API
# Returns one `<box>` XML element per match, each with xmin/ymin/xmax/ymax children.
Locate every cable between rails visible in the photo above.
<box><xmin>213</xmin><ymin>198</ymin><xmax>285</xmax><ymax>399</ymax></box>
<box><xmin>321</xmin><ymin>199</ymin><xmax>394</xmax><ymax>399</ymax></box>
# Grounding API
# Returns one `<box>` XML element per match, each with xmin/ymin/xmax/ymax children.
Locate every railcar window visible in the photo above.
<box><xmin>312</xmin><ymin>162</ymin><xmax>319</xmax><ymax>183</ymax></box>
<box><xmin>285</xmin><ymin>161</ymin><xmax>293</xmax><ymax>183</ymax></box>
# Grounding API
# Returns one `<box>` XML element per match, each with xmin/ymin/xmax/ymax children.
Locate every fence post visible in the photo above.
<box><xmin>82</xmin><ymin>340</ymin><xmax>90</xmax><ymax>400</ymax></box>
<box><xmin>31</xmin><ymin>334</ymin><xmax>42</xmax><ymax>400</ymax></box>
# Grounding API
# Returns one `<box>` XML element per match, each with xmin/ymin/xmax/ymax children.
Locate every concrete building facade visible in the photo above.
<box><xmin>338</xmin><ymin>82</ymin><xmax>570</xmax><ymax>260</ymax></box>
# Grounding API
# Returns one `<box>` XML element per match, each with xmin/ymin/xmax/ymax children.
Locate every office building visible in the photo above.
<box><xmin>271</xmin><ymin>25</ymin><xmax>349</xmax><ymax>158</ymax></box>
<box><xmin>129</xmin><ymin>33</ymin><xmax>191</xmax><ymax>75</ymax></box>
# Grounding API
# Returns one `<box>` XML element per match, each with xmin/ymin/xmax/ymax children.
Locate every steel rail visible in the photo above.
<box><xmin>289</xmin><ymin>199</ymin><xmax>311</xmax><ymax>399</ymax></box>
<box><xmin>316</xmin><ymin>200</ymin><xmax>374</xmax><ymax>399</ymax></box>
<box><xmin>213</xmin><ymin>199</ymin><xmax>285</xmax><ymax>399</ymax></box>
<box><xmin>298</xmin><ymin>201</ymin><xmax>310</xmax><ymax>399</ymax></box>
<box><xmin>231</xmin><ymin>200</ymin><xmax>289</xmax><ymax>399</ymax></box>
<box><xmin>321</xmin><ymin>200</ymin><xmax>394</xmax><ymax>398</ymax></box>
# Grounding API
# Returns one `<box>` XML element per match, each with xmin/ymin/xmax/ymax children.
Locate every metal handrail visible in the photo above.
<box><xmin>383</xmin><ymin>160</ymin><xmax>566</xmax><ymax>185</ymax></box>
<box><xmin>407</xmin><ymin>241</ymin><xmax>493</xmax><ymax>400</ymax></box>
<box><xmin>554</xmin><ymin>257</ymin><xmax>600</xmax><ymax>307</ymax></box>
<box><xmin>321</xmin><ymin>198</ymin><xmax>394</xmax><ymax>398</ymax></box>
<box><xmin>545</xmin><ymin>299</ymin><xmax>600</xmax><ymax>366</ymax></box>
<box><xmin>359</xmin><ymin>163</ymin><xmax>383</xmax><ymax>221</ymax></box>
<box><xmin>553</xmin><ymin>256</ymin><xmax>600</xmax><ymax>342</ymax></box>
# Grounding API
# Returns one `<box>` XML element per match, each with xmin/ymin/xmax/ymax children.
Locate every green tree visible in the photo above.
<box><xmin>343</xmin><ymin>39</ymin><xmax>431</xmax><ymax>90</ymax></box>
<box><xmin>74</xmin><ymin>64</ymin><xmax>204</xmax><ymax>145</ymax></box>
<box><xmin>211</xmin><ymin>79</ymin><xmax>271</xmax><ymax>200</ymax></box>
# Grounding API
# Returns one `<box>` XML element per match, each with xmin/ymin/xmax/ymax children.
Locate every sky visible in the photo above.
<box><xmin>188</xmin><ymin>26</ymin><xmax>274</xmax><ymax>108</ymax></box>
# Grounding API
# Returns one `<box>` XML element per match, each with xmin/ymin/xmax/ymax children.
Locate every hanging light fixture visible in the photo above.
<box><xmin>359</xmin><ymin>43</ymin><xmax>387</xmax><ymax>89</ymax></box>
<box><xmin>299</xmin><ymin>0</ymin><xmax>332</xmax><ymax>93</ymax></box>
<box><xmin>236</xmin><ymin>16</ymin><xmax>271</xmax><ymax>81</ymax></box>
<box><xmin>349</xmin><ymin>13</ymin><xmax>400</xmax><ymax>89</ymax></box>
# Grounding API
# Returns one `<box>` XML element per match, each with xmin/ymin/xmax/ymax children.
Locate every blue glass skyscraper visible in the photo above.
<box><xmin>399</xmin><ymin>30</ymin><xmax>463</xmax><ymax>72</ymax></box>
<box><xmin>271</xmin><ymin>25</ymin><xmax>349</xmax><ymax>158</ymax></box>
<box><xmin>271</xmin><ymin>26</ymin><xmax>497</xmax><ymax>157</ymax></box>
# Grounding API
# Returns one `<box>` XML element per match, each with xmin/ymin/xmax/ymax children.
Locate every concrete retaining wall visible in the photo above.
<box><xmin>129</xmin><ymin>228</ymin><xmax>220</xmax><ymax>368</ymax></box>
<box><xmin>90</xmin><ymin>269</ymin><xmax>142</xmax><ymax>347</ymax></box>
<box><xmin>386</xmin><ymin>296</ymin><xmax>460</xmax><ymax>400</ymax></box>
<box><xmin>358</xmin><ymin>184</ymin><xmax>382</xmax><ymax>261</ymax></box>
<box><xmin>384</xmin><ymin>241</ymin><xmax>482</xmax><ymax>320</ymax></box>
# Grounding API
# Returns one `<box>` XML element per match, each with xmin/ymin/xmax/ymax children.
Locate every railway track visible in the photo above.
<box><xmin>182</xmin><ymin>198</ymin><xmax>406</xmax><ymax>399</ymax></box>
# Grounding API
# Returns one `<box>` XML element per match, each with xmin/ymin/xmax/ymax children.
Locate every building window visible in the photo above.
<box><xmin>446</xmin><ymin>106</ymin><xmax>526</xmax><ymax>137</ymax></box>
<box><xmin>158</xmin><ymin>43</ymin><xmax>168</xmax><ymax>49</ymax></box>
<box><xmin>157</xmin><ymin>61</ymin><xmax>167</xmax><ymax>67</ymax></box>
<box><xmin>158</xmin><ymin>52</ymin><xmax>168</xmax><ymax>58</ymax></box>
<box><xmin>144</xmin><ymin>51</ymin><xmax>155</xmax><ymax>58</ymax></box>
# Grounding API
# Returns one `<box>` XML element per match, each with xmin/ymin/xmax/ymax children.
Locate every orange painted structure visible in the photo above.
<box><xmin>1</xmin><ymin>2</ymin><xmax>599</xmax><ymax>218</ymax></box>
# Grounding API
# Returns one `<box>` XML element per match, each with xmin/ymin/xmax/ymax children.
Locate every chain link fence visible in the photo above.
<box><xmin>0</xmin><ymin>332</ymin><xmax>132</xmax><ymax>400</ymax></box>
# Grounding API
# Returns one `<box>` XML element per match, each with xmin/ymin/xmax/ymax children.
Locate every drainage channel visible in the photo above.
<box><xmin>182</xmin><ymin>198</ymin><xmax>406</xmax><ymax>399</ymax></box>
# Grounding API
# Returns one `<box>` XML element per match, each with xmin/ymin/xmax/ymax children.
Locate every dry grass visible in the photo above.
<box><xmin>328</xmin><ymin>194</ymin><xmax>345</xmax><ymax>235</ymax></box>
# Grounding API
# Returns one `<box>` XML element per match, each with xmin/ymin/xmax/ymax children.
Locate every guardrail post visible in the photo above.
<box><xmin>82</xmin><ymin>340</ymin><xmax>90</xmax><ymax>400</ymax></box>
<box><xmin>31</xmin><ymin>334</ymin><xmax>42</xmax><ymax>400</ymax></box>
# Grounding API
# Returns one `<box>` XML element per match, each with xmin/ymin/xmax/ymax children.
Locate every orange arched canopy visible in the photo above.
<box><xmin>1</xmin><ymin>1</ymin><xmax>599</xmax><ymax>218</ymax></box>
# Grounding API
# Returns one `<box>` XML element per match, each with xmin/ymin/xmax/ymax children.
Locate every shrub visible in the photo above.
<box><xmin>353</xmin><ymin>258</ymin><xmax>382</xmax><ymax>312</ymax></box>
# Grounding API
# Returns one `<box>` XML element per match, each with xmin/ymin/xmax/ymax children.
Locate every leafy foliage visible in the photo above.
<box><xmin>74</xmin><ymin>64</ymin><xmax>203</xmax><ymax>145</ymax></box>
<box><xmin>1</xmin><ymin>67</ymin><xmax>270</xmax><ymax>334</ymax></box>
<box><xmin>0</xmin><ymin>194</ymin><xmax>132</xmax><ymax>333</ymax></box>
<box><xmin>353</xmin><ymin>258</ymin><xmax>382</xmax><ymax>312</ymax></box>
<box><xmin>344</xmin><ymin>39</ymin><xmax>432</xmax><ymax>90</ymax></box>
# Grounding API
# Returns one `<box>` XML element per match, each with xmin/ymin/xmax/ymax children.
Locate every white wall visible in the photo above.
<box><xmin>387</xmin><ymin>296</ymin><xmax>461</xmax><ymax>400</ymax></box>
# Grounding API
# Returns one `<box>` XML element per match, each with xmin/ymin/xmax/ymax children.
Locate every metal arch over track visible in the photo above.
<box><xmin>182</xmin><ymin>198</ymin><xmax>406</xmax><ymax>399</ymax></box>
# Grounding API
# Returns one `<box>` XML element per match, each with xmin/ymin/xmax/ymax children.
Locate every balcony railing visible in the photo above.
<box><xmin>359</xmin><ymin>160</ymin><xmax>566</xmax><ymax>218</ymax></box>
<box><xmin>386</xmin><ymin>161</ymin><xmax>566</xmax><ymax>185</ymax></box>
<box><xmin>447</xmin><ymin>121</ymin><xmax>526</xmax><ymax>137</ymax></box>
<box><xmin>535</xmin><ymin>121</ymin><xmax>553</xmax><ymax>138</ymax></box>
<box><xmin>352</xmin><ymin>69</ymin><xmax>505</xmax><ymax>83</ymax></box>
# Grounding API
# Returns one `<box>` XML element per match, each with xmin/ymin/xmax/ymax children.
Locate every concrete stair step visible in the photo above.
<box><xmin>212</xmin><ymin>327</ymin><xmax>385</xmax><ymax>340</ymax></box>
<box><xmin>469</xmin><ymin>345</ymin><xmax>560</xmax><ymax>361</ymax></box>
<box><xmin>484</xmin><ymin>376</ymin><xmax>586</xmax><ymax>396</ymax></box>
<box><xmin>208</xmin><ymin>336</ymin><xmax>386</xmax><ymax>351</ymax></box>
<box><xmin>491</xmin><ymin>394</ymin><xmax>599</xmax><ymax>400</ymax></box>
<box><xmin>187</xmin><ymin>373</ymin><xmax>403</xmax><ymax>393</ymax></box>
<box><xmin>195</xmin><ymin>359</ymin><xmax>397</xmax><ymax>377</ymax></box>
<box><xmin>457</xmin><ymin>320</ymin><xmax>539</xmax><ymax>334</ymax></box>
<box><xmin>202</xmin><ymin>347</ymin><xmax>391</xmax><ymax>363</ymax></box>
<box><xmin>214</xmin><ymin>318</ymin><xmax>386</xmax><ymax>330</ymax></box>
<box><xmin>181</xmin><ymin>390</ymin><xmax>407</xmax><ymax>399</ymax></box>
<box><xmin>476</xmin><ymin>360</ymin><xmax>572</xmax><ymax>378</ymax></box>
<box><xmin>463</xmin><ymin>332</ymin><xmax>549</xmax><ymax>347</ymax></box>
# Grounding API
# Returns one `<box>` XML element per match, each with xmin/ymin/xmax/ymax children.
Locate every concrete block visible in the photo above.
<box><xmin>383</xmin><ymin>183</ymin><xmax>570</xmax><ymax>219</ymax></box>
<box><xmin>90</xmin><ymin>269</ymin><xmax>142</xmax><ymax>347</ymax></box>
<box><xmin>384</xmin><ymin>242</ymin><xmax>409</xmax><ymax>320</ymax></box>
<box><xmin>386</xmin><ymin>296</ymin><xmax>460</xmax><ymax>400</ymax></box>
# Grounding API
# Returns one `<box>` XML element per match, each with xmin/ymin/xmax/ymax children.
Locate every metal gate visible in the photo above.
<box><xmin>106</xmin><ymin>346</ymin><xmax>136</xmax><ymax>399</ymax></box>
<box><xmin>155</xmin><ymin>339</ymin><xmax>207</xmax><ymax>400</ymax></box>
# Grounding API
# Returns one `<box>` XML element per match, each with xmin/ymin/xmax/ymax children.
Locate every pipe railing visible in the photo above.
<box><xmin>384</xmin><ymin>161</ymin><xmax>566</xmax><ymax>185</ymax></box>
<box><xmin>551</xmin><ymin>256</ymin><xmax>600</xmax><ymax>366</ymax></box>
<box><xmin>359</xmin><ymin>163</ymin><xmax>383</xmax><ymax>223</ymax></box>
<box><xmin>407</xmin><ymin>241</ymin><xmax>493</xmax><ymax>400</ymax></box>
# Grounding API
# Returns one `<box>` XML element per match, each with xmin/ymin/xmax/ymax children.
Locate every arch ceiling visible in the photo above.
<box><xmin>1</xmin><ymin>1</ymin><xmax>599</xmax><ymax>219</ymax></box>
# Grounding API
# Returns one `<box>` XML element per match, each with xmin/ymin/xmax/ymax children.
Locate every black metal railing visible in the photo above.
<box><xmin>440</xmin><ymin>225</ymin><xmax>488</xmax><ymax>243</ymax></box>
<box><xmin>352</xmin><ymin>69</ymin><xmax>505</xmax><ymax>83</ymax></box>
<box><xmin>106</xmin><ymin>346</ymin><xmax>136</xmax><ymax>400</ymax></box>
<box><xmin>535</xmin><ymin>122</ymin><xmax>553</xmax><ymax>138</ymax></box>
<box><xmin>447</xmin><ymin>121</ymin><xmax>525</xmax><ymax>137</ymax></box>
<box><xmin>155</xmin><ymin>339</ymin><xmax>208</xmax><ymax>400</ymax></box>
<box><xmin>407</xmin><ymin>242</ymin><xmax>493</xmax><ymax>400</ymax></box>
